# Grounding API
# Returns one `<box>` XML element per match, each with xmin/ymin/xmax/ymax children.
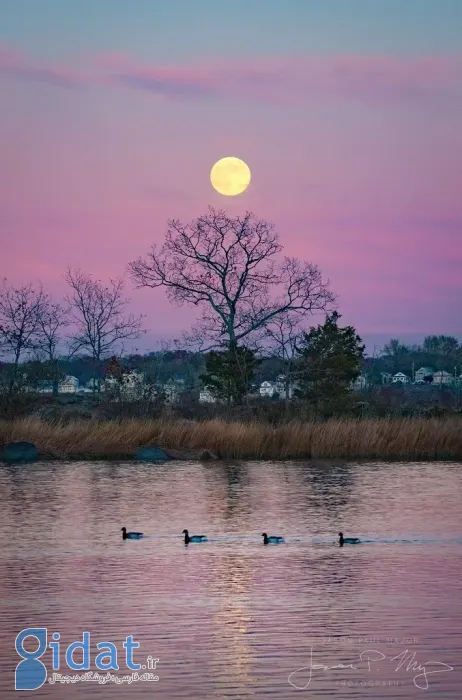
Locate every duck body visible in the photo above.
<box><xmin>121</xmin><ymin>527</ymin><xmax>144</xmax><ymax>540</ymax></box>
<box><xmin>262</xmin><ymin>533</ymin><xmax>285</xmax><ymax>544</ymax></box>
<box><xmin>183</xmin><ymin>529</ymin><xmax>208</xmax><ymax>544</ymax></box>
<box><xmin>338</xmin><ymin>532</ymin><xmax>360</xmax><ymax>546</ymax></box>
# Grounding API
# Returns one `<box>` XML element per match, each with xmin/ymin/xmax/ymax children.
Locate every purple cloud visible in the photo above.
<box><xmin>1</xmin><ymin>46</ymin><xmax>462</xmax><ymax>106</ymax></box>
<box><xmin>0</xmin><ymin>46</ymin><xmax>90</xmax><ymax>88</ymax></box>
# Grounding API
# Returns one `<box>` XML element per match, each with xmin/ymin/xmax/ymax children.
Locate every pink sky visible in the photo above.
<box><xmin>1</xmin><ymin>42</ymin><xmax>461</xmax><ymax>348</ymax></box>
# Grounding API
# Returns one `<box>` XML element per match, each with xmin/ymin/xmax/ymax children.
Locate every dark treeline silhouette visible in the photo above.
<box><xmin>1</xmin><ymin>337</ymin><xmax>461</xmax><ymax>422</ymax></box>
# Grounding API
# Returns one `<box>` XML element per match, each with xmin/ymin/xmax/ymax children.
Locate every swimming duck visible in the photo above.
<box><xmin>183</xmin><ymin>529</ymin><xmax>208</xmax><ymax>544</ymax></box>
<box><xmin>338</xmin><ymin>532</ymin><xmax>360</xmax><ymax>546</ymax></box>
<box><xmin>121</xmin><ymin>527</ymin><xmax>144</xmax><ymax>540</ymax></box>
<box><xmin>262</xmin><ymin>532</ymin><xmax>285</xmax><ymax>544</ymax></box>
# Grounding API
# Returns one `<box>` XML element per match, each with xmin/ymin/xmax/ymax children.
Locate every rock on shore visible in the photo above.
<box><xmin>136</xmin><ymin>446</ymin><xmax>170</xmax><ymax>463</ymax></box>
<box><xmin>1</xmin><ymin>441</ymin><xmax>39</xmax><ymax>463</ymax></box>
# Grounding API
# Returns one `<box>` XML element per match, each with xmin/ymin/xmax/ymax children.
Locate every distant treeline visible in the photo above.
<box><xmin>1</xmin><ymin>333</ymin><xmax>461</xmax><ymax>390</ymax></box>
<box><xmin>364</xmin><ymin>336</ymin><xmax>462</xmax><ymax>380</ymax></box>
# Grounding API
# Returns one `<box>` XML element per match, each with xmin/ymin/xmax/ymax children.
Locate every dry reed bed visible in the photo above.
<box><xmin>1</xmin><ymin>417</ymin><xmax>462</xmax><ymax>460</ymax></box>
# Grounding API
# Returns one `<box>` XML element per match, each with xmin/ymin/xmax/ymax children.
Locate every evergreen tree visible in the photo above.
<box><xmin>200</xmin><ymin>346</ymin><xmax>260</xmax><ymax>405</ymax></box>
<box><xmin>296</xmin><ymin>312</ymin><xmax>365</xmax><ymax>415</ymax></box>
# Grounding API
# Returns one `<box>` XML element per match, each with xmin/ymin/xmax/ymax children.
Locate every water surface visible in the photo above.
<box><xmin>0</xmin><ymin>460</ymin><xmax>461</xmax><ymax>698</ymax></box>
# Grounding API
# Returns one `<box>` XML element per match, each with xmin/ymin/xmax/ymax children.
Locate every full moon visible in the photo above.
<box><xmin>210</xmin><ymin>157</ymin><xmax>251</xmax><ymax>196</ymax></box>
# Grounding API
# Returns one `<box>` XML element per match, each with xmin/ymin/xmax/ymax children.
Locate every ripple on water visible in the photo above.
<box><xmin>0</xmin><ymin>459</ymin><xmax>460</xmax><ymax>699</ymax></box>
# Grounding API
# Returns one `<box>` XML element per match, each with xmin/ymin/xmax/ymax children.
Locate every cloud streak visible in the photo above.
<box><xmin>1</xmin><ymin>45</ymin><xmax>462</xmax><ymax>106</ymax></box>
<box><xmin>0</xmin><ymin>46</ymin><xmax>87</xmax><ymax>88</ymax></box>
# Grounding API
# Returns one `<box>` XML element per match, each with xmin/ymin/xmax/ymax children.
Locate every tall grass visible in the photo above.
<box><xmin>1</xmin><ymin>417</ymin><xmax>462</xmax><ymax>460</ymax></box>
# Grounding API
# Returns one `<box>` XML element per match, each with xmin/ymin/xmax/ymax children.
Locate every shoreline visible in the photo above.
<box><xmin>1</xmin><ymin>416</ymin><xmax>462</xmax><ymax>462</ymax></box>
<box><xmin>6</xmin><ymin>453</ymin><xmax>462</xmax><ymax>463</ymax></box>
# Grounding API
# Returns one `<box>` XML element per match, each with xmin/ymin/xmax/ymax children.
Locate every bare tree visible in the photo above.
<box><xmin>34</xmin><ymin>298</ymin><xmax>70</xmax><ymax>394</ymax></box>
<box><xmin>129</xmin><ymin>207</ymin><xmax>335</xmax><ymax>351</ymax></box>
<box><xmin>64</xmin><ymin>268</ymin><xmax>144</xmax><ymax>391</ymax></box>
<box><xmin>263</xmin><ymin>312</ymin><xmax>305</xmax><ymax>409</ymax></box>
<box><xmin>0</xmin><ymin>279</ymin><xmax>46</xmax><ymax>394</ymax></box>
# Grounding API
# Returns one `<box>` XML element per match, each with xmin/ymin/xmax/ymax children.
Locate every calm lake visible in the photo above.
<box><xmin>0</xmin><ymin>460</ymin><xmax>461</xmax><ymax>699</ymax></box>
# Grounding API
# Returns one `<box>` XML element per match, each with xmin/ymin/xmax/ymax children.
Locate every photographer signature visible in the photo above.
<box><xmin>288</xmin><ymin>646</ymin><xmax>453</xmax><ymax>690</ymax></box>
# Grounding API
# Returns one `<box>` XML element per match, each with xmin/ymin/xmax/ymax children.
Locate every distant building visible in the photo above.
<box><xmin>58</xmin><ymin>375</ymin><xmax>79</xmax><ymax>393</ymax></box>
<box><xmin>259</xmin><ymin>380</ymin><xmax>277</xmax><ymax>397</ymax></box>
<box><xmin>392</xmin><ymin>372</ymin><xmax>410</xmax><ymax>384</ymax></box>
<box><xmin>199</xmin><ymin>387</ymin><xmax>216</xmax><ymax>403</ymax></box>
<box><xmin>275</xmin><ymin>374</ymin><xmax>296</xmax><ymax>399</ymax></box>
<box><xmin>164</xmin><ymin>377</ymin><xmax>185</xmax><ymax>403</ymax></box>
<box><xmin>350</xmin><ymin>374</ymin><xmax>368</xmax><ymax>391</ymax></box>
<box><xmin>380</xmin><ymin>372</ymin><xmax>393</xmax><ymax>385</ymax></box>
<box><xmin>105</xmin><ymin>370</ymin><xmax>144</xmax><ymax>390</ymax></box>
<box><xmin>432</xmin><ymin>370</ymin><xmax>454</xmax><ymax>385</ymax></box>
<box><xmin>104</xmin><ymin>370</ymin><xmax>147</xmax><ymax>400</ymax></box>
<box><xmin>124</xmin><ymin>370</ymin><xmax>144</xmax><ymax>387</ymax></box>
<box><xmin>259</xmin><ymin>376</ymin><xmax>294</xmax><ymax>399</ymax></box>
<box><xmin>414</xmin><ymin>367</ymin><xmax>435</xmax><ymax>383</ymax></box>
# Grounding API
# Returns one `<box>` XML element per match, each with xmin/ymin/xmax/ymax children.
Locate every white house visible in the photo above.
<box><xmin>58</xmin><ymin>375</ymin><xmax>79</xmax><ymax>393</ymax></box>
<box><xmin>164</xmin><ymin>377</ymin><xmax>185</xmax><ymax>403</ymax></box>
<box><xmin>199</xmin><ymin>387</ymin><xmax>217</xmax><ymax>403</ymax></box>
<box><xmin>415</xmin><ymin>367</ymin><xmax>434</xmax><ymax>383</ymax></box>
<box><xmin>275</xmin><ymin>374</ymin><xmax>296</xmax><ymax>399</ymax></box>
<box><xmin>392</xmin><ymin>372</ymin><xmax>410</xmax><ymax>384</ymax></box>
<box><xmin>432</xmin><ymin>370</ymin><xmax>454</xmax><ymax>385</ymax></box>
<box><xmin>124</xmin><ymin>370</ymin><xmax>144</xmax><ymax>387</ymax></box>
<box><xmin>105</xmin><ymin>370</ymin><xmax>144</xmax><ymax>390</ymax></box>
<box><xmin>259</xmin><ymin>380</ymin><xmax>276</xmax><ymax>397</ymax></box>
<box><xmin>104</xmin><ymin>370</ymin><xmax>148</xmax><ymax>400</ymax></box>
<box><xmin>259</xmin><ymin>377</ymin><xmax>293</xmax><ymax>399</ymax></box>
<box><xmin>351</xmin><ymin>374</ymin><xmax>368</xmax><ymax>391</ymax></box>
